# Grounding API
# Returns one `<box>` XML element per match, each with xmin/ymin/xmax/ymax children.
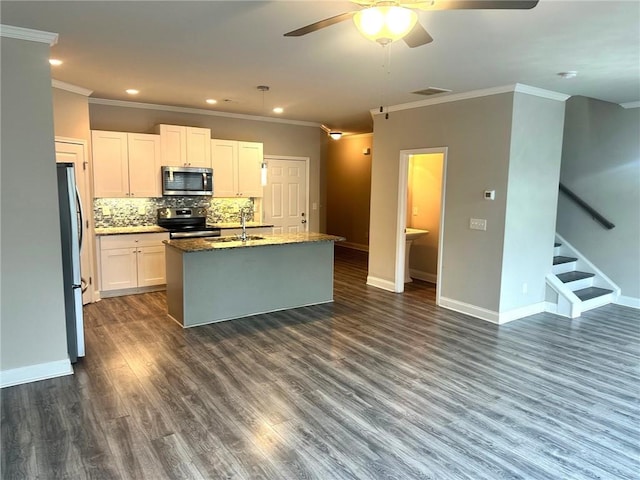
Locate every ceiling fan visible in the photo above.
<box><xmin>285</xmin><ymin>0</ymin><xmax>539</xmax><ymax>48</ymax></box>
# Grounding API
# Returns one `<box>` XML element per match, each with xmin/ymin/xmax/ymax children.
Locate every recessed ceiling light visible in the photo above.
<box><xmin>49</xmin><ymin>58</ymin><xmax>63</xmax><ymax>66</ymax></box>
<box><xmin>206</xmin><ymin>99</ymin><xmax>217</xmax><ymax>105</ymax></box>
<box><xmin>125</xmin><ymin>89</ymin><xmax>139</xmax><ymax>95</ymax></box>
<box><xmin>273</xmin><ymin>107</ymin><xmax>284</xmax><ymax>114</ymax></box>
<box><xmin>557</xmin><ymin>71</ymin><xmax>578</xmax><ymax>79</ymax></box>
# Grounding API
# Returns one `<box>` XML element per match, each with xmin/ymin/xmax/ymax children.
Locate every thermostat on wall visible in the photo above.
<box><xmin>484</xmin><ymin>190</ymin><xmax>496</xmax><ymax>200</ymax></box>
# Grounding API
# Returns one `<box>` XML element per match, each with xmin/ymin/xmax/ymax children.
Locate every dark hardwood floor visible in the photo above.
<box><xmin>2</xmin><ymin>247</ymin><xmax>639</xmax><ymax>479</ymax></box>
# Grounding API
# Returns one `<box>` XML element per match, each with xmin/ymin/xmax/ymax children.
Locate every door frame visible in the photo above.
<box><xmin>263</xmin><ymin>155</ymin><xmax>310</xmax><ymax>232</ymax></box>
<box><xmin>395</xmin><ymin>147</ymin><xmax>448</xmax><ymax>305</ymax></box>
<box><xmin>55</xmin><ymin>136</ymin><xmax>96</xmax><ymax>304</ymax></box>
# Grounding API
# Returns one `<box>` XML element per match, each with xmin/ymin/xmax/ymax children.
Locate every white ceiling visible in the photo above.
<box><xmin>2</xmin><ymin>1</ymin><xmax>638</xmax><ymax>133</ymax></box>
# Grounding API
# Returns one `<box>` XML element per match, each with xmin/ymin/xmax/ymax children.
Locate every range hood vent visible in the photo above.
<box><xmin>412</xmin><ymin>87</ymin><xmax>452</xmax><ymax>96</ymax></box>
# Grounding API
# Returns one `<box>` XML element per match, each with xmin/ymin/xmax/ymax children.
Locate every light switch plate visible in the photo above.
<box><xmin>470</xmin><ymin>218</ymin><xmax>487</xmax><ymax>231</ymax></box>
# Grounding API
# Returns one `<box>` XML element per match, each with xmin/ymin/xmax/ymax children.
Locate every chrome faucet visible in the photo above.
<box><xmin>240</xmin><ymin>209</ymin><xmax>248</xmax><ymax>242</ymax></box>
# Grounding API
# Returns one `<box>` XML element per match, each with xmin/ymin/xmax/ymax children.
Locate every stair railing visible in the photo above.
<box><xmin>559</xmin><ymin>183</ymin><xmax>615</xmax><ymax>230</ymax></box>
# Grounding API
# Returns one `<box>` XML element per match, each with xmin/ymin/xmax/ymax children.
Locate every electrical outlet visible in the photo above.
<box><xmin>412</xmin><ymin>207</ymin><xmax>419</xmax><ymax>216</ymax></box>
<box><xmin>101</xmin><ymin>206</ymin><xmax>111</xmax><ymax>216</ymax></box>
<box><xmin>138</xmin><ymin>205</ymin><xmax>146</xmax><ymax>215</ymax></box>
<box><xmin>312</xmin><ymin>202</ymin><xmax>318</xmax><ymax>210</ymax></box>
<box><xmin>470</xmin><ymin>218</ymin><xmax>487</xmax><ymax>231</ymax></box>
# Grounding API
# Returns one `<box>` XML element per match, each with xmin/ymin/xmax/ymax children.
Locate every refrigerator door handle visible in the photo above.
<box><xmin>75</xmin><ymin>186</ymin><xmax>84</xmax><ymax>249</ymax></box>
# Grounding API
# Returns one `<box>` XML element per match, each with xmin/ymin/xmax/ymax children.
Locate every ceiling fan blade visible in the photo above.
<box><xmin>284</xmin><ymin>12</ymin><xmax>356</xmax><ymax>37</ymax></box>
<box><xmin>417</xmin><ymin>0</ymin><xmax>539</xmax><ymax>10</ymax></box>
<box><xmin>403</xmin><ymin>22</ymin><xmax>434</xmax><ymax>48</ymax></box>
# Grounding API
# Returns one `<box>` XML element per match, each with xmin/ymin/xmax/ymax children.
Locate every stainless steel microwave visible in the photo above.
<box><xmin>161</xmin><ymin>166</ymin><xmax>213</xmax><ymax>196</ymax></box>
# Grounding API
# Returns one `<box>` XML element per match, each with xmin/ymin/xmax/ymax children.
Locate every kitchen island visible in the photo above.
<box><xmin>164</xmin><ymin>232</ymin><xmax>344</xmax><ymax>327</ymax></box>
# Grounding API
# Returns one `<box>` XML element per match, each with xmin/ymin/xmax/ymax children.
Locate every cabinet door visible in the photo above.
<box><xmin>127</xmin><ymin>133</ymin><xmax>161</xmax><ymax>197</ymax></box>
<box><xmin>185</xmin><ymin>127</ymin><xmax>211</xmax><ymax>167</ymax></box>
<box><xmin>136</xmin><ymin>245</ymin><xmax>166</xmax><ymax>287</ymax></box>
<box><xmin>92</xmin><ymin>131</ymin><xmax>129</xmax><ymax>197</ymax></box>
<box><xmin>100</xmin><ymin>247</ymin><xmax>138</xmax><ymax>291</ymax></box>
<box><xmin>211</xmin><ymin>139</ymin><xmax>237</xmax><ymax>197</ymax></box>
<box><xmin>158</xmin><ymin>124</ymin><xmax>186</xmax><ymax>167</ymax></box>
<box><xmin>237</xmin><ymin>141</ymin><xmax>263</xmax><ymax>197</ymax></box>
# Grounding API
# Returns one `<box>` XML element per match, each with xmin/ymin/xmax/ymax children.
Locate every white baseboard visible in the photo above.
<box><xmin>409</xmin><ymin>268</ymin><xmax>437</xmax><ymax>284</ymax></box>
<box><xmin>366</xmin><ymin>275</ymin><xmax>397</xmax><ymax>292</ymax></box>
<box><xmin>1</xmin><ymin>358</ymin><xmax>73</xmax><ymax>389</ymax></box>
<box><xmin>498</xmin><ymin>302</ymin><xmax>546</xmax><ymax>323</ymax></box>
<box><xmin>336</xmin><ymin>242</ymin><xmax>369</xmax><ymax>252</ymax></box>
<box><xmin>100</xmin><ymin>284</ymin><xmax>165</xmax><ymax>298</ymax></box>
<box><xmin>439</xmin><ymin>297</ymin><xmax>500</xmax><ymax>323</ymax></box>
<box><xmin>439</xmin><ymin>297</ymin><xmax>545</xmax><ymax>324</ymax></box>
<box><xmin>614</xmin><ymin>295</ymin><xmax>640</xmax><ymax>309</ymax></box>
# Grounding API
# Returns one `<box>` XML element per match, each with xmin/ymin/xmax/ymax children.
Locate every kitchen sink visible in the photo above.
<box><xmin>206</xmin><ymin>235</ymin><xmax>265</xmax><ymax>243</ymax></box>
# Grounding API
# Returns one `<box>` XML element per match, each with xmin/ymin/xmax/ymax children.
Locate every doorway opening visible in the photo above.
<box><xmin>395</xmin><ymin>148</ymin><xmax>447</xmax><ymax>304</ymax></box>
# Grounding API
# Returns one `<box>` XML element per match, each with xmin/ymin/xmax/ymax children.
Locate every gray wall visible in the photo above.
<box><xmin>1</xmin><ymin>37</ymin><xmax>69</xmax><ymax>371</ymax></box>
<box><xmin>89</xmin><ymin>103</ymin><xmax>326</xmax><ymax>233</ymax></box>
<box><xmin>557</xmin><ymin>96</ymin><xmax>640</xmax><ymax>299</ymax></box>
<box><xmin>500</xmin><ymin>94</ymin><xmax>565</xmax><ymax>312</ymax></box>
<box><xmin>369</xmin><ymin>91</ymin><xmax>566</xmax><ymax>315</ymax></box>
<box><xmin>369</xmin><ymin>93</ymin><xmax>514</xmax><ymax>311</ymax></box>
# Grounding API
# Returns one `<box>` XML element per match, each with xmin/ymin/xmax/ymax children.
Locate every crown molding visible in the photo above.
<box><xmin>370</xmin><ymin>83</ymin><xmax>569</xmax><ymax>117</ymax></box>
<box><xmin>513</xmin><ymin>84</ymin><xmax>571</xmax><ymax>102</ymax></box>
<box><xmin>88</xmin><ymin>98</ymin><xmax>322</xmax><ymax>128</ymax></box>
<box><xmin>620</xmin><ymin>101</ymin><xmax>640</xmax><ymax>109</ymax></box>
<box><xmin>0</xmin><ymin>25</ymin><xmax>58</xmax><ymax>46</ymax></box>
<box><xmin>52</xmin><ymin>80</ymin><xmax>93</xmax><ymax>97</ymax></box>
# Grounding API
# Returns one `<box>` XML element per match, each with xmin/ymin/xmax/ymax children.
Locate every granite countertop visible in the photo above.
<box><xmin>209</xmin><ymin>222</ymin><xmax>274</xmax><ymax>229</ymax></box>
<box><xmin>95</xmin><ymin>226</ymin><xmax>168</xmax><ymax>236</ymax></box>
<box><xmin>164</xmin><ymin>232</ymin><xmax>345</xmax><ymax>253</ymax></box>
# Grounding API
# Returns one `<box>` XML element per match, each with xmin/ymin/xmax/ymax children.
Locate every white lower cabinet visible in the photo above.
<box><xmin>98</xmin><ymin>233</ymin><xmax>168</xmax><ymax>295</ymax></box>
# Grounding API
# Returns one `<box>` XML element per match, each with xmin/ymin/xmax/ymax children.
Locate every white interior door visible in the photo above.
<box><xmin>56</xmin><ymin>139</ymin><xmax>94</xmax><ymax>304</ymax></box>
<box><xmin>263</xmin><ymin>157</ymin><xmax>308</xmax><ymax>234</ymax></box>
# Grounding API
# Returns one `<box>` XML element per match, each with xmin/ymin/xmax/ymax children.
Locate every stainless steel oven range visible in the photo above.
<box><xmin>157</xmin><ymin>207</ymin><xmax>221</xmax><ymax>239</ymax></box>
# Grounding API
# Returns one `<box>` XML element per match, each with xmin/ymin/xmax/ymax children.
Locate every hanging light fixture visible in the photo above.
<box><xmin>257</xmin><ymin>85</ymin><xmax>269</xmax><ymax>186</ymax></box>
<box><xmin>353</xmin><ymin>5</ymin><xmax>418</xmax><ymax>46</ymax></box>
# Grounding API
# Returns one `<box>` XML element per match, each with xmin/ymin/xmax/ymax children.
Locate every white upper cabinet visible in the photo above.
<box><xmin>156</xmin><ymin>124</ymin><xmax>211</xmax><ymax>168</ymax></box>
<box><xmin>210</xmin><ymin>139</ymin><xmax>237</xmax><ymax>197</ymax></box>
<box><xmin>127</xmin><ymin>133</ymin><xmax>162</xmax><ymax>197</ymax></box>
<box><xmin>237</xmin><ymin>141</ymin><xmax>263</xmax><ymax>197</ymax></box>
<box><xmin>211</xmin><ymin>139</ymin><xmax>263</xmax><ymax>198</ymax></box>
<box><xmin>92</xmin><ymin>130</ymin><xmax>161</xmax><ymax>198</ymax></box>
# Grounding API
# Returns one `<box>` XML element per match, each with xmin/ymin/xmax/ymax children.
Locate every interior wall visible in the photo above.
<box><xmin>407</xmin><ymin>153</ymin><xmax>443</xmax><ymax>279</ymax></box>
<box><xmin>369</xmin><ymin>93</ymin><xmax>514</xmax><ymax>311</ymax></box>
<box><xmin>500</xmin><ymin>93</ymin><xmax>565</xmax><ymax>312</ymax></box>
<box><xmin>326</xmin><ymin>133</ymin><xmax>372</xmax><ymax>249</ymax></box>
<box><xmin>556</xmin><ymin>96</ymin><xmax>640</xmax><ymax>300</ymax></box>
<box><xmin>52</xmin><ymin>88</ymin><xmax>91</xmax><ymax>143</ymax></box>
<box><xmin>1</xmin><ymin>36</ymin><xmax>69</xmax><ymax>372</ymax></box>
<box><xmin>89</xmin><ymin>103</ymin><xmax>325</xmax><ymax>232</ymax></box>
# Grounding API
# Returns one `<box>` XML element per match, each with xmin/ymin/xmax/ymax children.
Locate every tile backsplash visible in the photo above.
<box><xmin>93</xmin><ymin>197</ymin><xmax>254</xmax><ymax>228</ymax></box>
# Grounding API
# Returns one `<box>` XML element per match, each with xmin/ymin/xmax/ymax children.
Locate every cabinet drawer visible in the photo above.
<box><xmin>100</xmin><ymin>232</ymin><xmax>169</xmax><ymax>249</ymax></box>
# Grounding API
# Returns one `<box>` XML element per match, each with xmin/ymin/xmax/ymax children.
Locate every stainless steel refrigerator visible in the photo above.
<box><xmin>56</xmin><ymin>162</ymin><xmax>85</xmax><ymax>363</ymax></box>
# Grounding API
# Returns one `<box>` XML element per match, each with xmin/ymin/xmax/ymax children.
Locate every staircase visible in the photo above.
<box><xmin>545</xmin><ymin>234</ymin><xmax>620</xmax><ymax>318</ymax></box>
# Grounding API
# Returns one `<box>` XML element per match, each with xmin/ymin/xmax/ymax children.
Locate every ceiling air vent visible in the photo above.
<box><xmin>412</xmin><ymin>87</ymin><xmax>452</xmax><ymax>96</ymax></box>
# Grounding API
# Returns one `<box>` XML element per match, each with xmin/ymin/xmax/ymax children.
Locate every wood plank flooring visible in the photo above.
<box><xmin>2</xmin><ymin>247</ymin><xmax>639</xmax><ymax>479</ymax></box>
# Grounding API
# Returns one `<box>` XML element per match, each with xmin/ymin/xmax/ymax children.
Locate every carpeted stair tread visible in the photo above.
<box><xmin>557</xmin><ymin>271</ymin><xmax>595</xmax><ymax>283</ymax></box>
<box><xmin>574</xmin><ymin>287</ymin><xmax>613</xmax><ymax>301</ymax></box>
<box><xmin>553</xmin><ymin>255</ymin><xmax>578</xmax><ymax>265</ymax></box>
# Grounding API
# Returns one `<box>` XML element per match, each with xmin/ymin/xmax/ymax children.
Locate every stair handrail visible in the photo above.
<box><xmin>559</xmin><ymin>183</ymin><xmax>615</xmax><ymax>230</ymax></box>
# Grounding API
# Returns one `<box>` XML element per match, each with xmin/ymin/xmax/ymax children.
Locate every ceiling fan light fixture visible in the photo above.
<box><xmin>353</xmin><ymin>6</ymin><xmax>418</xmax><ymax>46</ymax></box>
